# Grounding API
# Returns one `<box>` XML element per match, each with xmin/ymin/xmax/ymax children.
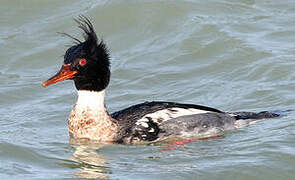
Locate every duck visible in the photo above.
<box><xmin>42</xmin><ymin>16</ymin><xmax>279</xmax><ymax>144</ymax></box>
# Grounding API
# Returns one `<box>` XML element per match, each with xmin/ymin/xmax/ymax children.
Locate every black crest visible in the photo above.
<box><xmin>62</xmin><ymin>15</ymin><xmax>109</xmax><ymax>63</ymax></box>
<box><xmin>62</xmin><ymin>15</ymin><xmax>111</xmax><ymax>91</ymax></box>
<box><xmin>61</xmin><ymin>15</ymin><xmax>97</xmax><ymax>44</ymax></box>
<box><xmin>74</xmin><ymin>15</ymin><xmax>99</xmax><ymax>54</ymax></box>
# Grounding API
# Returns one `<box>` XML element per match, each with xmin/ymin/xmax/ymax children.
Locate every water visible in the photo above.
<box><xmin>1</xmin><ymin>0</ymin><xmax>295</xmax><ymax>179</ymax></box>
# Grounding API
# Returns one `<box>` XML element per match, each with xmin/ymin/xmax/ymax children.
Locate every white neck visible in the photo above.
<box><xmin>76</xmin><ymin>90</ymin><xmax>106</xmax><ymax>111</ymax></box>
<box><xmin>69</xmin><ymin>90</ymin><xmax>118</xmax><ymax>141</ymax></box>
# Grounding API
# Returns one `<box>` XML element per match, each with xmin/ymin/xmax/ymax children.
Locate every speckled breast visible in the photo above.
<box><xmin>68</xmin><ymin>107</ymin><xmax>119</xmax><ymax>142</ymax></box>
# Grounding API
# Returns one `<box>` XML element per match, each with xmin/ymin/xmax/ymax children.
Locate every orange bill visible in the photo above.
<box><xmin>42</xmin><ymin>64</ymin><xmax>78</xmax><ymax>87</ymax></box>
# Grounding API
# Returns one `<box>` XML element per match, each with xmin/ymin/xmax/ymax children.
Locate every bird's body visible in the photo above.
<box><xmin>43</xmin><ymin>16</ymin><xmax>279</xmax><ymax>144</ymax></box>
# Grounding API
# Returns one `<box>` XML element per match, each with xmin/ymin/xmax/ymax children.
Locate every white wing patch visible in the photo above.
<box><xmin>136</xmin><ymin>108</ymin><xmax>211</xmax><ymax>126</ymax></box>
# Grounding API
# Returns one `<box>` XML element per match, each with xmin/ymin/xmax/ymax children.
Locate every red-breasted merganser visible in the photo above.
<box><xmin>42</xmin><ymin>16</ymin><xmax>279</xmax><ymax>144</ymax></box>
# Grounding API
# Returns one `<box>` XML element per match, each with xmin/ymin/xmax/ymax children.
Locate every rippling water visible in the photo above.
<box><xmin>1</xmin><ymin>0</ymin><xmax>295</xmax><ymax>179</ymax></box>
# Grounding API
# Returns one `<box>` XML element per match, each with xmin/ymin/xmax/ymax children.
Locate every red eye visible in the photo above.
<box><xmin>79</xmin><ymin>58</ymin><xmax>87</xmax><ymax>66</ymax></box>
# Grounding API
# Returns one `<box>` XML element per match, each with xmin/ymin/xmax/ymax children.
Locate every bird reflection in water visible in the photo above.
<box><xmin>68</xmin><ymin>138</ymin><xmax>112</xmax><ymax>179</ymax></box>
<box><xmin>65</xmin><ymin>135</ymin><xmax>224</xmax><ymax>178</ymax></box>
